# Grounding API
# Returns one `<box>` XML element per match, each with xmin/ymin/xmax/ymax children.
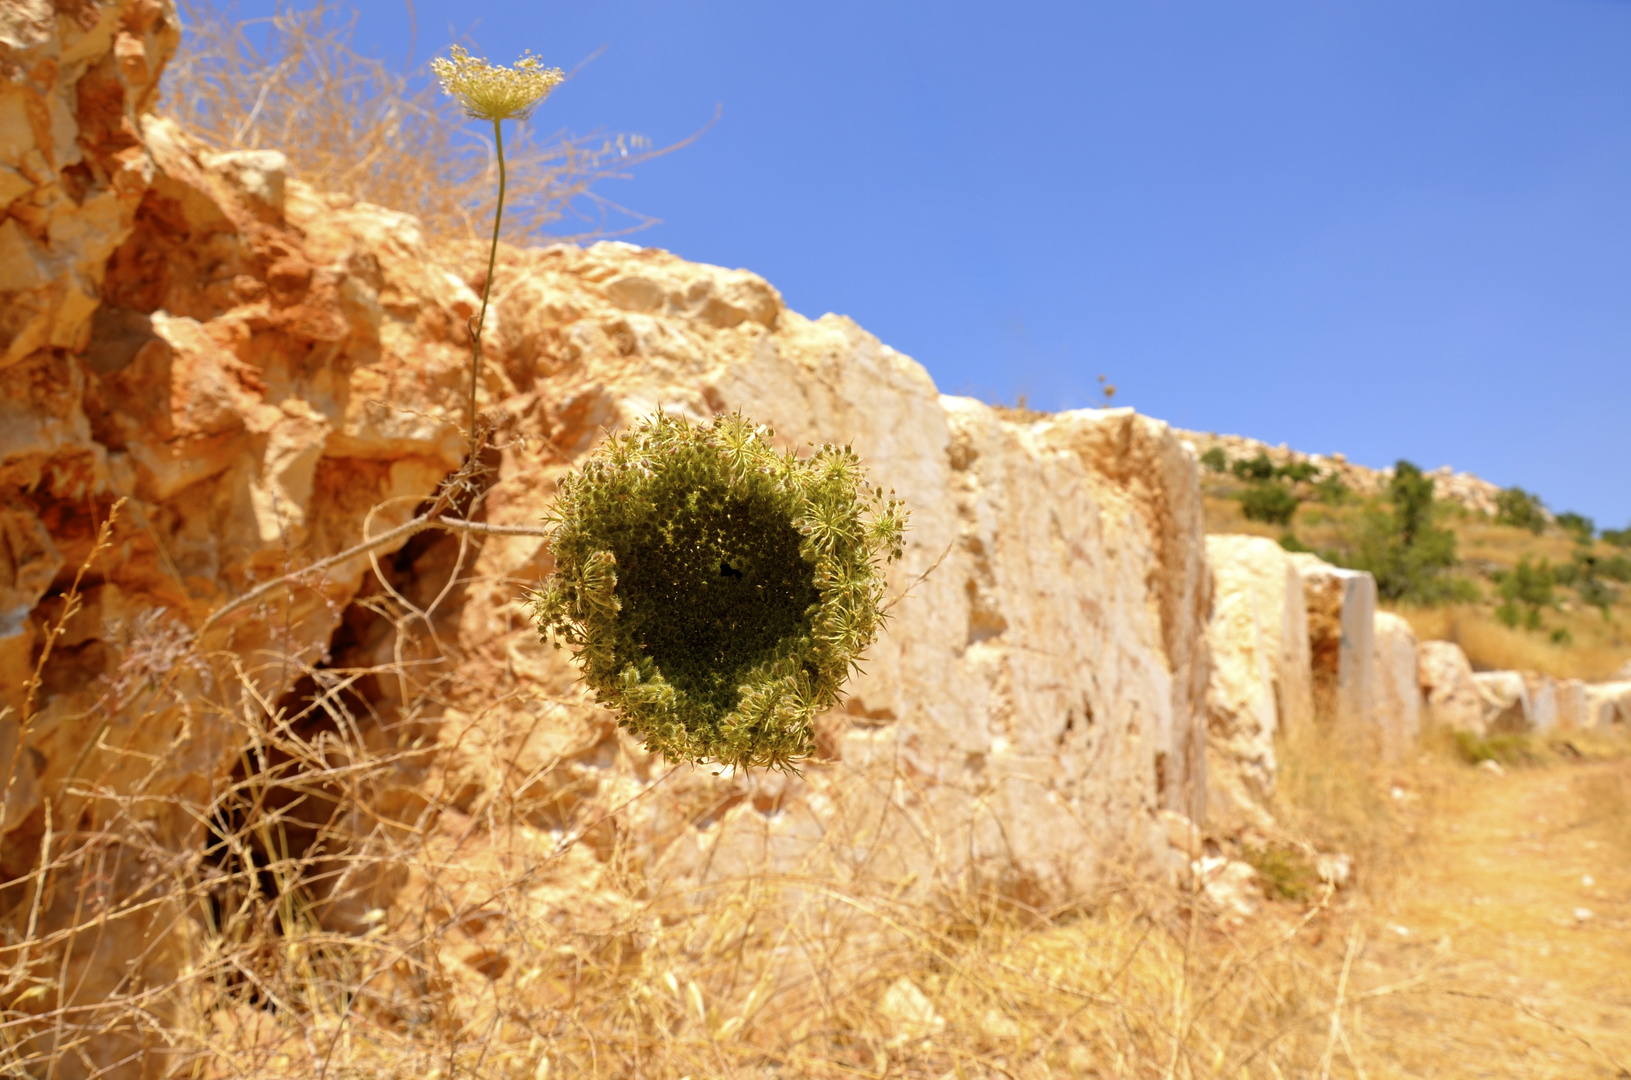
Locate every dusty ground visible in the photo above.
<box><xmin>1341</xmin><ymin>744</ymin><xmax>1631</xmax><ymax>1078</ymax></box>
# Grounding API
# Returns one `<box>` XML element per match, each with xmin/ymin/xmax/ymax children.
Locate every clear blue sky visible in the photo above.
<box><xmin>198</xmin><ymin>1</ymin><xmax>1631</xmax><ymax>526</ymax></box>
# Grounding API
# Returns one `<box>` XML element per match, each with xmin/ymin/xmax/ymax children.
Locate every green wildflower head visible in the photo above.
<box><xmin>528</xmin><ymin>412</ymin><xmax>908</xmax><ymax>771</ymax></box>
<box><xmin>431</xmin><ymin>45</ymin><xmax>564</xmax><ymax>122</ymax></box>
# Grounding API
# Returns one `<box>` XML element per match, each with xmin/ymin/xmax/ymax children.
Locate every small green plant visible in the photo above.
<box><xmin>1494</xmin><ymin>486</ymin><xmax>1547</xmax><ymax>534</ymax></box>
<box><xmin>1448</xmin><ymin>730</ymin><xmax>1540</xmax><ymax>767</ymax></box>
<box><xmin>529</xmin><ymin>413</ymin><xmax>907</xmax><ymax>770</ymax></box>
<box><xmin>1199</xmin><ymin>446</ymin><xmax>1228</xmax><ymax>473</ymax></box>
<box><xmin>1240</xmin><ymin>481</ymin><xmax>1299</xmax><ymax>526</ymax></box>
<box><xmin>1240</xmin><ymin>842</ymin><xmax>1319</xmax><ymax>902</ymax></box>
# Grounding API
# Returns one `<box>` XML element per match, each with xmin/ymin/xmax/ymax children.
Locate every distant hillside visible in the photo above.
<box><xmin>1180</xmin><ymin>429</ymin><xmax>1631</xmax><ymax>682</ymax></box>
<box><xmin>1177</xmin><ymin>429</ymin><xmax>1511</xmax><ymax>517</ymax></box>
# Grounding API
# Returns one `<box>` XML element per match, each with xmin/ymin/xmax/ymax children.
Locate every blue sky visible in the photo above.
<box><xmin>197</xmin><ymin>1</ymin><xmax>1631</xmax><ymax>526</ymax></box>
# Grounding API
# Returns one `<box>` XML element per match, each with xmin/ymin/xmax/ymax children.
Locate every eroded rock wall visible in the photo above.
<box><xmin>1372</xmin><ymin>612</ymin><xmax>1421</xmax><ymax>761</ymax></box>
<box><xmin>1201</xmin><ymin>534</ymin><xmax>1312</xmax><ymax>829</ymax></box>
<box><xmin>443</xmin><ymin>241</ymin><xmax>1211</xmax><ymax>899</ymax></box>
<box><xmin>2</xmin><ymin>0</ymin><xmax>1213</xmax><ymax>1002</ymax></box>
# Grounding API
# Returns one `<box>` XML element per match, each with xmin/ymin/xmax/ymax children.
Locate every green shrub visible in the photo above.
<box><xmin>1199</xmin><ymin>446</ymin><xmax>1228</xmax><ymax>473</ymax></box>
<box><xmin>1493</xmin><ymin>555</ymin><xmax>1555</xmax><ymax>631</ymax></box>
<box><xmin>1495</xmin><ymin>486</ymin><xmax>1546</xmax><ymax>533</ymax></box>
<box><xmin>1312</xmin><ymin>474</ymin><xmax>1350</xmax><ymax>505</ymax></box>
<box><xmin>1275</xmin><ymin>460</ymin><xmax>1319</xmax><ymax>484</ymax></box>
<box><xmin>529</xmin><ymin>412</ymin><xmax>907</xmax><ymax>770</ymax></box>
<box><xmin>1240</xmin><ymin>481</ymin><xmax>1299</xmax><ymax>526</ymax></box>
<box><xmin>1231</xmin><ymin>454</ymin><xmax>1276</xmax><ymax>482</ymax></box>
<box><xmin>1560</xmin><ymin>550</ymin><xmax>1622</xmax><ymax>615</ymax></box>
<box><xmin>1333</xmin><ymin>460</ymin><xmax>1458</xmax><ymax>603</ymax></box>
<box><xmin>1603</xmin><ymin>526</ymin><xmax>1631</xmax><ymax>549</ymax></box>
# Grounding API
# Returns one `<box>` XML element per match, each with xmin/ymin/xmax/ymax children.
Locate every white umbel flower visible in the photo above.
<box><xmin>431</xmin><ymin>45</ymin><xmax>563</xmax><ymax>122</ymax></box>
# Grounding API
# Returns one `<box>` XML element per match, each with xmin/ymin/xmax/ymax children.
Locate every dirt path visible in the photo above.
<box><xmin>1351</xmin><ymin>752</ymin><xmax>1631</xmax><ymax>1078</ymax></box>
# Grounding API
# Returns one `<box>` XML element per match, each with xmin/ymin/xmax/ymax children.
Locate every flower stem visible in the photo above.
<box><xmin>469</xmin><ymin>117</ymin><xmax>507</xmax><ymax>462</ymax></box>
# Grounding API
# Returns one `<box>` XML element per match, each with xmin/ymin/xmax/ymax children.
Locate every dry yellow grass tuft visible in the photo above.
<box><xmin>1400</xmin><ymin>604</ymin><xmax>1630</xmax><ymax>681</ymax></box>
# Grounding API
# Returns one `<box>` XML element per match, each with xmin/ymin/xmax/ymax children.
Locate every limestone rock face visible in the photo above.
<box><xmin>463</xmin><ymin>245</ymin><xmax>1213</xmax><ymax>896</ymax></box>
<box><xmin>0</xmin><ymin>0</ymin><xmax>177</xmax><ymax>369</ymax></box>
<box><xmin>1473</xmin><ymin>671</ymin><xmax>1531</xmax><ymax>733</ymax></box>
<box><xmin>1585</xmin><ymin>682</ymin><xmax>1631</xmax><ymax>729</ymax></box>
<box><xmin>1417</xmin><ymin>640</ymin><xmax>1484</xmax><ymax>734</ymax></box>
<box><xmin>1201</xmin><ymin>534</ymin><xmax>1313</xmax><ymax>829</ymax></box>
<box><xmin>1371</xmin><ymin>612</ymin><xmax>1421</xmax><ymax>761</ymax></box>
<box><xmin>1</xmin><ymin>6</ymin><xmax>1221</xmax><ymax>1061</ymax></box>
<box><xmin>3</xmin><ymin>18</ymin><xmax>1215</xmax><ymax>1057</ymax></box>
<box><xmin>1554</xmin><ymin>678</ymin><xmax>1586</xmax><ymax>731</ymax></box>
<box><xmin>1291</xmin><ymin>555</ymin><xmax>1377</xmax><ymax>737</ymax></box>
<box><xmin>1522</xmin><ymin>672</ymin><xmax>1559</xmax><ymax>733</ymax></box>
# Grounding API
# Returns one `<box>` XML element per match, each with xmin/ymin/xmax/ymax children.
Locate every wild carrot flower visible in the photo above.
<box><xmin>432</xmin><ymin>45</ymin><xmax>564</xmax><ymax>458</ymax></box>
<box><xmin>431</xmin><ymin>45</ymin><xmax>564</xmax><ymax>122</ymax></box>
<box><xmin>529</xmin><ymin>412</ymin><xmax>908</xmax><ymax>771</ymax></box>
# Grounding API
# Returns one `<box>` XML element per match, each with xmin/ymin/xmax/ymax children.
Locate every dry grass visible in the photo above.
<box><xmin>162</xmin><ymin>0</ymin><xmax>703</xmax><ymax>245</ymax></box>
<box><xmin>6</xmin><ymin>472</ymin><xmax>1630</xmax><ymax>1078</ymax></box>
<box><xmin>1398</xmin><ymin>605</ymin><xmax>1630</xmax><ymax>681</ymax></box>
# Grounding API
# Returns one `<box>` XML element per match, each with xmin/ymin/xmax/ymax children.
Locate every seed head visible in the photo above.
<box><xmin>432</xmin><ymin>45</ymin><xmax>564</xmax><ymax>122</ymax></box>
<box><xmin>528</xmin><ymin>412</ymin><xmax>909</xmax><ymax>771</ymax></box>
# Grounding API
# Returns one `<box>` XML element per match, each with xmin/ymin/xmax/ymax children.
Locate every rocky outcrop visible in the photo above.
<box><xmin>1585</xmin><ymin>682</ymin><xmax>1631</xmax><ymax>728</ymax></box>
<box><xmin>2</xmin><ymin>7</ymin><xmax>1215</xmax><ymax>1063</ymax></box>
<box><xmin>1180</xmin><ymin>431</ymin><xmax>1507</xmax><ymax>517</ymax></box>
<box><xmin>0</xmin><ymin>0</ymin><xmax>177</xmax><ymax>369</ymax></box>
<box><xmin>1291</xmin><ymin>555</ymin><xmax>1377</xmax><ymax>739</ymax></box>
<box><xmin>1417</xmin><ymin>640</ymin><xmax>1485</xmax><ymax>734</ymax></box>
<box><xmin>1372</xmin><ymin>612</ymin><xmax>1421</xmax><ymax>761</ymax></box>
<box><xmin>1473</xmin><ymin>671</ymin><xmax>1530</xmax><ymax>734</ymax></box>
<box><xmin>458</xmin><ymin>250</ymin><xmax>1213</xmax><ymax>898</ymax></box>
<box><xmin>1201</xmin><ymin>535</ymin><xmax>1312</xmax><ymax>828</ymax></box>
<box><xmin>1554</xmin><ymin>678</ymin><xmax>1586</xmax><ymax>731</ymax></box>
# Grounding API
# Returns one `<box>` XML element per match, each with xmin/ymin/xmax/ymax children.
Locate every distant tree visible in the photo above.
<box><xmin>1337</xmin><ymin>460</ymin><xmax>1460</xmax><ymax>603</ymax></box>
<box><xmin>1199</xmin><ymin>447</ymin><xmax>1228</xmax><ymax>473</ymax></box>
<box><xmin>1231</xmin><ymin>454</ymin><xmax>1276</xmax><ymax>482</ymax></box>
<box><xmin>1494</xmin><ymin>486</ymin><xmax>1546</xmax><ymax>534</ymax></box>
<box><xmin>1275</xmin><ymin>460</ymin><xmax>1319</xmax><ymax>484</ymax></box>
